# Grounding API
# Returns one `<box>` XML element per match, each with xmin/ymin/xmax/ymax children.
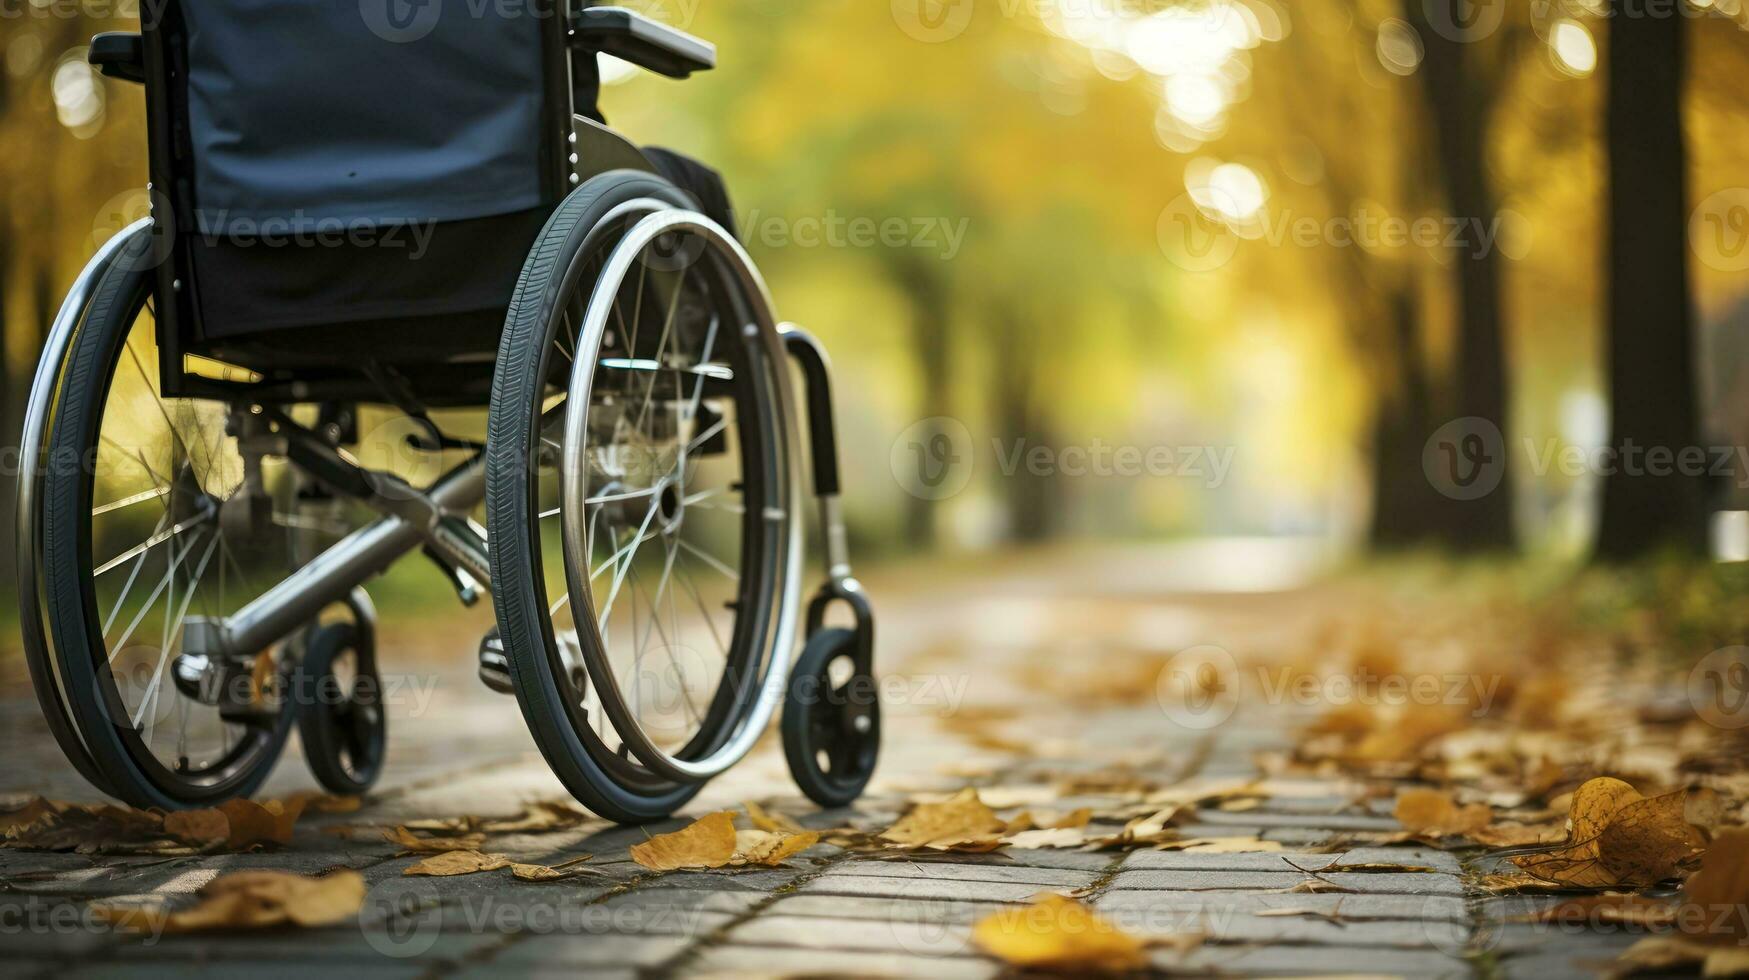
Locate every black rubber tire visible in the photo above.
<box><xmin>40</xmin><ymin>237</ymin><xmax>291</xmax><ymax>809</ymax></box>
<box><xmin>487</xmin><ymin>169</ymin><xmax>707</xmax><ymax>823</ymax></box>
<box><xmin>782</xmin><ymin>627</ymin><xmax>880</xmax><ymax>809</ymax></box>
<box><xmin>295</xmin><ymin>621</ymin><xmax>386</xmax><ymax>796</ymax></box>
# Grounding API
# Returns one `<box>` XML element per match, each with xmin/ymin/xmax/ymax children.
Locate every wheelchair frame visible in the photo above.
<box><xmin>23</xmin><ymin>4</ymin><xmax>877</xmax><ymax>807</ymax></box>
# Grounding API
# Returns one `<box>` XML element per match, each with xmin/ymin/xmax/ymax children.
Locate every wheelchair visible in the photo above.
<box><xmin>15</xmin><ymin>3</ymin><xmax>879</xmax><ymax>822</ymax></box>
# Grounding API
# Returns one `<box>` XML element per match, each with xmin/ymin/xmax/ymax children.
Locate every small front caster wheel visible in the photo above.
<box><xmin>295</xmin><ymin>621</ymin><xmax>386</xmax><ymax>796</ymax></box>
<box><xmin>783</xmin><ymin>627</ymin><xmax>880</xmax><ymax>808</ymax></box>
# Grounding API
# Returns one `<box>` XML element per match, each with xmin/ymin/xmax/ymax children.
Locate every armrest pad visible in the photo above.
<box><xmin>572</xmin><ymin>6</ymin><xmax>715</xmax><ymax>79</ymax></box>
<box><xmin>89</xmin><ymin>32</ymin><xmax>145</xmax><ymax>84</ymax></box>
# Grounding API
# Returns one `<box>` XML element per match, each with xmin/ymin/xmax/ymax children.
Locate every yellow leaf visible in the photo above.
<box><xmin>93</xmin><ymin>870</ymin><xmax>365</xmax><ymax>934</ymax></box>
<box><xmin>404</xmin><ymin>851</ymin><xmax>512</xmax><ymax>877</ymax></box>
<box><xmin>384</xmin><ymin>826</ymin><xmax>487</xmax><ymax>854</ymax></box>
<box><xmin>1393</xmin><ymin>788</ymin><xmax>1492</xmax><ymax>838</ymax></box>
<box><xmin>731</xmin><ymin>828</ymin><xmax>820</xmax><ymax>866</ymax></box>
<box><xmin>744</xmin><ymin>801</ymin><xmax>805</xmax><ymax>834</ymax></box>
<box><xmin>972</xmin><ymin>894</ymin><xmax>1147</xmax><ymax>972</ymax></box>
<box><xmin>163</xmin><ymin>809</ymin><xmax>229</xmax><ymax>845</ymax></box>
<box><xmin>631</xmin><ymin>811</ymin><xmax>738</xmax><ymax>871</ymax></box>
<box><xmin>217</xmin><ymin>798</ymin><xmax>305</xmax><ymax>850</ymax></box>
<box><xmin>880</xmin><ymin>788</ymin><xmax>1006</xmax><ymax>850</ymax></box>
<box><xmin>1513</xmin><ymin>778</ymin><xmax>1702</xmax><ymax>889</ymax></box>
<box><xmin>0</xmin><ymin>798</ymin><xmax>63</xmax><ymax>838</ymax></box>
<box><xmin>1682</xmin><ymin>828</ymin><xmax>1749</xmax><ymax>947</ymax></box>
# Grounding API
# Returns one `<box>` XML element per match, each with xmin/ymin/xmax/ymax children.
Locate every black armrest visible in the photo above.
<box><xmin>572</xmin><ymin>6</ymin><xmax>715</xmax><ymax>79</ymax></box>
<box><xmin>89</xmin><ymin>32</ymin><xmax>144</xmax><ymax>84</ymax></box>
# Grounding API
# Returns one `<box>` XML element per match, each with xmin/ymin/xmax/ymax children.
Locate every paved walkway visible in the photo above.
<box><xmin>0</xmin><ymin>544</ymin><xmax>1662</xmax><ymax>977</ymax></box>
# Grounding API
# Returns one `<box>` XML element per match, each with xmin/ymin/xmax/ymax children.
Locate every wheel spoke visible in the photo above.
<box><xmin>93</xmin><ymin>485</ymin><xmax>171</xmax><ymax>517</ymax></box>
<box><xmin>677</xmin><ymin>538</ymin><xmax>739</xmax><ymax>582</ymax></box>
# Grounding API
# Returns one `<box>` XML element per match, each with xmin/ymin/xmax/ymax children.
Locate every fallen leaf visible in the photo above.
<box><xmin>1471</xmin><ymin>821</ymin><xmax>1566</xmax><ymax>848</ymax></box>
<box><xmin>631</xmin><ymin>812</ymin><xmax>738</xmax><ymax>871</ymax></box>
<box><xmin>744</xmin><ymin>801</ymin><xmax>805</xmax><ymax>834</ymax></box>
<box><xmin>479</xmin><ymin>801</ymin><xmax>595</xmax><ymax>834</ymax></box>
<box><xmin>881</xmin><ymin>788</ymin><xmax>1006</xmax><ymax>851</ymax></box>
<box><xmin>404</xmin><ymin>851</ymin><xmax>512</xmax><ymax>877</ymax></box>
<box><xmin>384</xmin><ymin>826</ymin><xmax>487</xmax><ymax>854</ymax></box>
<box><xmin>1005</xmin><ymin>828</ymin><xmax>1092</xmax><ymax>850</ymax></box>
<box><xmin>163</xmin><ymin>809</ymin><xmax>229</xmax><ymax>845</ymax></box>
<box><xmin>972</xmin><ymin>893</ymin><xmax>1147</xmax><ymax>972</ymax></box>
<box><xmin>731</xmin><ymin>828</ymin><xmax>820</xmax><ymax>866</ymax></box>
<box><xmin>1513</xmin><ymin>778</ymin><xmax>1703</xmax><ymax>889</ymax></box>
<box><xmin>1394</xmin><ymin>788</ymin><xmax>1492</xmax><ymax>838</ymax></box>
<box><xmin>1165</xmin><ymin>837</ymin><xmax>1285</xmax><ymax>854</ymax></box>
<box><xmin>1680</xmin><ymin>828</ymin><xmax>1749</xmax><ymax>947</ymax></box>
<box><xmin>218</xmin><ymin>798</ymin><xmax>305</xmax><ymax>850</ymax></box>
<box><xmin>0</xmin><ymin>798</ymin><xmax>63</xmax><ymax>838</ymax></box>
<box><xmin>1614</xmin><ymin>936</ymin><xmax>1749</xmax><ymax>976</ymax></box>
<box><xmin>94</xmin><ymin>870</ymin><xmax>365</xmax><ymax>934</ymax></box>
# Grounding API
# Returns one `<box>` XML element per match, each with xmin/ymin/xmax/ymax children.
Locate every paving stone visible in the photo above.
<box><xmin>684</xmin><ymin>944</ymin><xmax>997</xmax><ymax>979</ymax></box>
<box><xmin>915</xmin><ymin>847</ymin><xmax>1116</xmax><ymax>872</ymax></box>
<box><xmin>729</xmin><ymin>913</ymin><xmax>978</xmax><ymax>957</ymax></box>
<box><xmin>628</xmin><ymin>867</ymin><xmax>806</xmax><ymax>891</ymax></box>
<box><xmin>486</xmin><ymin>931</ymin><xmax>696</xmax><ymax>968</ymax></box>
<box><xmin>597</xmin><ymin>887</ymin><xmax>767</xmax><ymax>917</ymax></box>
<box><xmin>66</xmin><ymin>961</ymin><xmax>426</xmax><ymax>980</ymax></box>
<box><xmin>1194</xmin><ymin>810</ymin><xmax>1405</xmax><ymax>832</ymax></box>
<box><xmin>106</xmin><ymin>929</ymin><xmax>501</xmax><ymax>965</ymax></box>
<box><xmin>1486</xmin><ymin>922</ymin><xmax>1666</xmax><ymax>957</ymax></box>
<box><xmin>1161</xmin><ymin>943</ymin><xmax>1472</xmax><ymax>977</ymax></box>
<box><xmin>1198</xmin><ymin>914</ymin><xmax>1466</xmax><ymax>948</ymax></box>
<box><xmin>1497</xmin><ymin>947</ymin><xmax>1633</xmax><ymax>980</ymax></box>
<box><xmin>1121</xmin><ymin>846</ymin><xmax>1460</xmax><ymax>874</ymax></box>
<box><xmin>766</xmin><ymin>893</ymin><xmax>1012</xmax><ymax>924</ymax></box>
<box><xmin>1095</xmin><ymin>889</ymin><xmax>1470</xmax><ymax>924</ymax></box>
<box><xmin>1110</xmin><ymin>868</ymin><xmax>1465</xmax><ymax>896</ymax></box>
<box><xmin>826</xmin><ymin>859</ymin><xmax>1096</xmax><ymax>888</ymax></box>
<box><xmin>796</xmin><ymin>874</ymin><xmax>1062</xmax><ymax>903</ymax></box>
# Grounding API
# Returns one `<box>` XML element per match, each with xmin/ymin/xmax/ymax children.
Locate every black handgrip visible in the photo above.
<box><xmin>571</xmin><ymin>6</ymin><xmax>715</xmax><ymax>79</ymax></box>
<box><xmin>89</xmin><ymin>32</ymin><xmax>144</xmax><ymax>84</ymax></box>
<box><xmin>782</xmin><ymin>328</ymin><xmax>841</xmax><ymax>497</ymax></box>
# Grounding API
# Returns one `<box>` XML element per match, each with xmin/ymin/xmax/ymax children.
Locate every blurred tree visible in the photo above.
<box><xmin>1399</xmin><ymin>0</ymin><xmax>1526</xmax><ymax>551</ymax></box>
<box><xmin>1594</xmin><ymin>2</ymin><xmax>1707</xmax><ymax>559</ymax></box>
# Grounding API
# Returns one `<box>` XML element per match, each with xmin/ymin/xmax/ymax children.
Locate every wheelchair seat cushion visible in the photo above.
<box><xmin>181</xmin><ymin>1</ymin><xmax>546</xmax><ymax>231</ymax></box>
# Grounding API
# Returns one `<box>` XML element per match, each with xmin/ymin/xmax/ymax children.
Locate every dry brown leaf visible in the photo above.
<box><xmin>1394</xmin><ymin>788</ymin><xmax>1492</xmax><ymax>838</ymax></box>
<box><xmin>1004</xmin><ymin>828</ymin><xmax>1092</xmax><ymax>850</ymax></box>
<box><xmin>282</xmin><ymin>792</ymin><xmax>364</xmax><ymax>815</ymax></box>
<box><xmin>1680</xmin><ymin>828</ymin><xmax>1749</xmax><ymax>947</ymax></box>
<box><xmin>1513</xmin><ymin>778</ymin><xmax>1702</xmax><ymax>888</ymax></box>
<box><xmin>384</xmin><ymin>826</ymin><xmax>487</xmax><ymax>854</ymax></box>
<box><xmin>631</xmin><ymin>811</ymin><xmax>738</xmax><ymax>871</ymax></box>
<box><xmin>1085</xmin><ymin>806</ymin><xmax>1186</xmax><ymax>850</ymax></box>
<box><xmin>94</xmin><ymin>870</ymin><xmax>365</xmax><ymax>934</ymax></box>
<box><xmin>744</xmin><ymin>801</ymin><xmax>806</xmax><ymax>834</ymax></box>
<box><xmin>1614</xmin><ymin>937</ymin><xmax>1749</xmax><ymax>976</ymax></box>
<box><xmin>1477</xmin><ymin>871</ymin><xmax>1582</xmax><ymax>894</ymax></box>
<box><xmin>217</xmin><ymin>798</ymin><xmax>305</xmax><ymax>850</ymax></box>
<box><xmin>162</xmin><ymin>809</ymin><xmax>230</xmax><ymax>845</ymax></box>
<box><xmin>972</xmin><ymin>893</ymin><xmax>1147</xmax><ymax>973</ymax></box>
<box><xmin>731</xmin><ymin>828</ymin><xmax>820</xmax><ymax>866</ymax></box>
<box><xmin>1471</xmin><ymin>821</ymin><xmax>1567</xmax><ymax>848</ymax></box>
<box><xmin>881</xmin><ymin>788</ymin><xmax>1006</xmax><ymax>850</ymax></box>
<box><xmin>404</xmin><ymin>850</ymin><xmax>512</xmax><ymax>877</ymax></box>
<box><xmin>0</xmin><ymin>798</ymin><xmax>63</xmax><ymax>838</ymax></box>
<box><xmin>1166</xmin><ymin>837</ymin><xmax>1286</xmax><ymax>854</ymax></box>
<box><xmin>480</xmin><ymin>801</ymin><xmax>595</xmax><ymax>834</ymax></box>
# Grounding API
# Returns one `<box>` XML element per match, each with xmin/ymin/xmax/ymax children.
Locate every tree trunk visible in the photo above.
<box><xmin>1407</xmin><ymin>0</ymin><xmax>1516</xmax><ymax>552</ymax></box>
<box><xmin>1595</xmin><ymin>3</ymin><xmax>1707</xmax><ymax>560</ymax></box>
<box><xmin>892</xmin><ymin>256</ymin><xmax>953</xmax><ymax>550</ymax></box>
<box><xmin>988</xmin><ymin>308</ymin><xmax>1056</xmax><ymax>543</ymax></box>
<box><xmin>1368</xmin><ymin>284</ymin><xmax>1449</xmax><ymax>547</ymax></box>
